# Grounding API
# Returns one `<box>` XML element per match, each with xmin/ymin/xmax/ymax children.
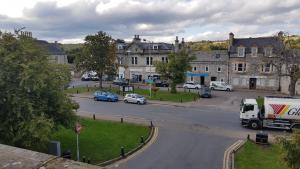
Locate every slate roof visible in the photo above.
<box><xmin>229</xmin><ymin>37</ymin><xmax>283</xmax><ymax>54</ymax></box>
<box><xmin>131</xmin><ymin>42</ymin><xmax>174</xmax><ymax>51</ymax></box>
<box><xmin>36</xmin><ymin>40</ymin><xmax>65</xmax><ymax>55</ymax></box>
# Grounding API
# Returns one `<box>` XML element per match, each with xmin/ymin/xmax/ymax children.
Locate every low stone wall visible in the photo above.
<box><xmin>0</xmin><ymin>144</ymin><xmax>101</xmax><ymax>169</ymax></box>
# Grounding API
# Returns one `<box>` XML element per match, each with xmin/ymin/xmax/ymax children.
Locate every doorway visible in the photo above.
<box><xmin>249</xmin><ymin>78</ymin><xmax>257</xmax><ymax>89</ymax></box>
<box><xmin>200</xmin><ymin>76</ymin><xmax>205</xmax><ymax>85</ymax></box>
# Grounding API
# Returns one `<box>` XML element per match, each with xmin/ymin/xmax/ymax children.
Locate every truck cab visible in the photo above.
<box><xmin>240</xmin><ymin>99</ymin><xmax>261</xmax><ymax>129</ymax></box>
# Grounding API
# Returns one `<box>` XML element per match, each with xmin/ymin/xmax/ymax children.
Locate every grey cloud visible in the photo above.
<box><xmin>0</xmin><ymin>0</ymin><xmax>299</xmax><ymax>42</ymax></box>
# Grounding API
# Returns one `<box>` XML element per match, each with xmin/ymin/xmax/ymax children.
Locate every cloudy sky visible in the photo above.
<box><xmin>0</xmin><ymin>0</ymin><xmax>299</xmax><ymax>43</ymax></box>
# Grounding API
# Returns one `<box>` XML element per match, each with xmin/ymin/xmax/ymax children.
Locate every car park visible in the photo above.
<box><xmin>155</xmin><ymin>80</ymin><xmax>169</xmax><ymax>87</ymax></box>
<box><xmin>113</xmin><ymin>79</ymin><xmax>129</xmax><ymax>86</ymax></box>
<box><xmin>93</xmin><ymin>91</ymin><xmax>118</xmax><ymax>102</ymax></box>
<box><xmin>199</xmin><ymin>87</ymin><xmax>212</xmax><ymax>98</ymax></box>
<box><xmin>124</xmin><ymin>94</ymin><xmax>147</xmax><ymax>105</ymax></box>
<box><xmin>183</xmin><ymin>82</ymin><xmax>202</xmax><ymax>89</ymax></box>
<box><xmin>209</xmin><ymin>81</ymin><xmax>233</xmax><ymax>91</ymax></box>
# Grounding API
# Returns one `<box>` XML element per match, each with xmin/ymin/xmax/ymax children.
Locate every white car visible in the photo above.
<box><xmin>183</xmin><ymin>82</ymin><xmax>202</xmax><ymax>89</ymax></box>
<box><xmin>124</xmin><ymin>94</ymin><xmax>147</xmax><ymax>105</ymax></box>
<box><xmin>209</xmin><ymin>81</ymin><xmax>233</xmax><ymax>91</ymax></box>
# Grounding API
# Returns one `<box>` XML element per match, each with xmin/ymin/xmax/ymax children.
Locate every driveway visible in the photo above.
<box><xmin>73</xmin><ymin>90</ymin><xmax>287</xmax><ymax>169</ymax></box>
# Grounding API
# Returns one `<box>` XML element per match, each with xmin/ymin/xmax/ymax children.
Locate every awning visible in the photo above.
<box><xmin>186</xmin><ymin>72</ymin><xmax>209</xmax><ymax>77</ymax></box>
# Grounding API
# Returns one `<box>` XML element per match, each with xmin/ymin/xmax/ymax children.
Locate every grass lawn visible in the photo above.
<box><xmin>235</xmin><ymin>141</ymin><xmax>290</xmax><ymax>169</ymax></box>
<box><xmin>51</xmin><ymin>118</ymin><xmax>150</xmax><ymax>164</ymax></box>
<box><xmin>66</xmin><ymin>86</ymin><xmax>199</xmax><ymax>102</ymax></box>
<box><xmin>133</xmin><ymin>88</ymin><xmax>199</xmax><ymax>102</ymax></box>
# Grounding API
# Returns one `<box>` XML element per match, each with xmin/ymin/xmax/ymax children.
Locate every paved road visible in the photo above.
<box><xmin>73</xmin><ymin>90</ymin><xmax>286</xmax><ymax>169</ymax></box>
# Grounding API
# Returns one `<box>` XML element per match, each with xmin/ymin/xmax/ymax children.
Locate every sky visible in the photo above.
<box><xmin>0</xmin><ymin>0</ymin><xmax>299</xmax><ymax>43</ymax></box>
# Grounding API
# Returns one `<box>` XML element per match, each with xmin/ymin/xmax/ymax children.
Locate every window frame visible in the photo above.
<box><xmin>237</xmin><ymin>47</ymin><xmax>245</xmax><ymax>57</ymax></box>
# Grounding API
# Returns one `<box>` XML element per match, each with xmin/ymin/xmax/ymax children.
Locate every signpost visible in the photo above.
<box><xmin>74</xmin><ymin>122</ymin><xmax>82</xmax><ymax>161</ymax></box>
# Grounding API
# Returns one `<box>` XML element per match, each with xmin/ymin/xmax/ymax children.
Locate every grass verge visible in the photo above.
<box><xmin>235</xmin><ymin>141</ymin><xmax>290</xmax><ymax>169</ymax></box>
<box><xmin>51</xmin><ymin>118</ymin><xmax>150</xmax><ymax>164</ymax></box>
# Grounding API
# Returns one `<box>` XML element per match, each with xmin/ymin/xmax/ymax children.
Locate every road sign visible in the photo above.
<box><xmin>75</xmin><ymin>122</ymin><xmax>82</xmax><ymax>134</ymax></box>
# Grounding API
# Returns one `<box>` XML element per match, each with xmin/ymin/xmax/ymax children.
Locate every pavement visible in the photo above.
<box><xmin>72</xmin><ymin>89</ymin><xmax>289</xmax><ymax>169</ymax></box>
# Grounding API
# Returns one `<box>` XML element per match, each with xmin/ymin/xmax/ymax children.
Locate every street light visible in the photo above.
<box><xmin>143</xmin><ymin>39</ymin><xmax>153</xmax><ymax>97</ymax></box>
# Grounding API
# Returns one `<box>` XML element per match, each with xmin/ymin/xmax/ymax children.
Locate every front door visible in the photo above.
<box><xmin>200</xmin><ymin>76</ymin><xmax>205</xmax><ymax>85</ymax></box>
<box><xmin>249</xmin><ymin>78</ymin><xmax>257</xmax><ymax>89</ymax></box>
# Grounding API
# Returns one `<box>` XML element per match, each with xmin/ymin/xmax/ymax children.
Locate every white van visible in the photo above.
<box><xmin>209</xmin><ymin>81</ymin><xmax>233</xmax><ymax>91</ymax></box>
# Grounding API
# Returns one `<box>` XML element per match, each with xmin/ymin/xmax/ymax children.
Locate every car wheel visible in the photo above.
<box><xmin>137</xmin><ymin>101</ymin><xmax>141</xmax><ymax>105</ymax></box>
<box><xmin>210</xmin><ymin>87</ymin><xmax>214</xmax><ymax>90</ymax></box>
<box><xmin>249</xmin><ymin>121</ymin><xmax>260</xmax><ymax>130</ymax></box>
<box><xmin>124</xmin><ymin>100</ymin><xmax>128</xmax><ymax>103</ymax></box>
<box><xmin>226</xmin><ymin>88</ymin><xmax>231</xmax><ymax>91</ymax></box>
<box><xmin>195</xmin><ymin>87</ymin><xmax>199</xmax><ymax>89</ymax></box>
<box><xmin>108</xmin><ymin>99</ymin><xmax>112</xmax><ymax>102</ymax></box>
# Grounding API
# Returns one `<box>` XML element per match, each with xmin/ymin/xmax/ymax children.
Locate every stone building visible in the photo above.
<box><xmin>188</xmin><ymin>50</ymin><xmax>229</xmax><ymax>85</ymax></box>
<box><xmin>37</xmin><ymin>40</ymin><xmax>68</xmax><ymax>64</ymax></box>
<box><xmin>116</xmin><ymin>35</ymin><xmax>183</xmax><ymax>82</ymax></box>
<box><xmin>228</xmin><ymin>32</ymin><xmax>283</xmax><ymax>90</ymax></box>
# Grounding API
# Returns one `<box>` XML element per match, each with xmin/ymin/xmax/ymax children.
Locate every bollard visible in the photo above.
<box><xmin>82</xmin><ymin>156</ymin><xmax>86</xmax><ymax>163</ymax></box>
<box><xmin>121</xmin><ymin>118</ymin><xmax>123</xmax><ymax>123</ymax></box>
<box><xmin>93</xmin><ymin>114</ymin><xmax>96</xmax><ymax>120</ymax></box>
<box><xmin>87</xmin><ymin>87</ymin><xmax>89</xmax><ymax>92</ymax></box>
<box><xmin>94</xmin><ymin>85</ymin><xmax>96</xmax><ymax>88</ymax></box>
<box><xmin>180</xmin><ymin>98</ymin><xmax>183</xmax><ymax>103</ymax></box>
<box><xmin>140</xmin><ymin>136</ymin><xmax>145</xmax><ymax>144</ymax></box>
<box><xmin>76</xmin><ymin>90</ymin><xmax>79</xmax><ymax>94</ymax></box>
<box><xmin>194</xmin><ymin>96</ymin><xmax>196</xmax><ymax>101</ymax></box>
<box><xmin>120</xmin><ymin>147</ymin><xmax>125</xmax><ymax>157</ymax></box>
<box><xmin>168</xmin><ymin>87</ymin><xmax>169</xmax><ymax>92</ymax></box>
<box><xmin>87</xmin><ymin>158</ymin><xmax>90</xmax><ymax>164</ymax></box>
<box><xmin>73</xmin><ymin>86</ymin><xmax>74</xmax><ymax>88</ymax></box>
<box><xmin>189</xmin><ymin>89</ymin><xmax>190</xmax><ymax>93</ymax></box>
<box><xmin>247</xmin><ymin>134</ymin><xmax>250</xmax><ymax>140</ymax></box>
<box><xmin>150</xmin><ymin>121</ymin><xmax>154</xmax><ymax>128</ymax></box>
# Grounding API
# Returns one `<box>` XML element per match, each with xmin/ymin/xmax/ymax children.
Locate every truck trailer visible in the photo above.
<box><xmin>240</xmin><ymin>96</ymin><xmax>300</xmax><ymax>130</ymax></box>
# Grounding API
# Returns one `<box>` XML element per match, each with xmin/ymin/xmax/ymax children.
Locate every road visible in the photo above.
<box><xmin>73</xmin><ymin>89</ymin><xmax>286</xmax><ymax>169</ymax></box>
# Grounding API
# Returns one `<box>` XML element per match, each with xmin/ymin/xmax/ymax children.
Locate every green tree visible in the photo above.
<box><xmin>155</xmin><ymin>49</ymin><xmax>195</xmax><ymax>93</ymax></box>
<box><xmin>0</xmin><ymin>32</ymin><xmax>77</xmax><ymax>151</ymax></box>
<box><xmin>75</xmin><ymin>31</ymin><xmax>117</xmax><ymax>88</ymax></box>
<box><xmin>277</xmin><ymin>130</ymin><xmax>300</xmax><ymax>169</ymax></box>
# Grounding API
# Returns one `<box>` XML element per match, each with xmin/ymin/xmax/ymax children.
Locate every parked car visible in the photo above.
<box><xmin>124</xmin><ymin>94</ymin><xmax>147</xmax><ymax>105</ymax></box>
<box><xmin>93</xmin><ymin>91</ymin><xmax>118</xmax><ymax>102</ymax></box>
<box><xmin>209</xmin><ymin>81</ymin><xmax>233</xmax><ymax>91</ymax></box>
<box><xmin>183</xmin><ymin>82</ymin><xmax>202</xmax><ymax>89</ymax></box>
<box><xmin>81</xmin><ymin>73</ymin><xmax>90</xmax><ymax>81</ymax></box>
<box><xmin>113</xmin><ymin>79</ymin><xmax>129</xmax><ymax>86</ymax></box>
<box><xmin>155</xmin><ymin>80</ymin><xmax>169</xmax><ymax>87</ymax></box>
<box><xmin>199</xmin><ymin>87</ymin><xmax>212</xmax><ymax>98</ymax></box>
<box><xmin>81</xmin><ymin>71</ymin><xmax>99</xmax><ymax>81</ymax></box>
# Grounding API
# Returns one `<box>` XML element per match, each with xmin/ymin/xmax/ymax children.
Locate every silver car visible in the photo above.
<box><xmin>124</xmin><ymin>94</ymin><xmax>147</xmax><ymax>105</ymax></box>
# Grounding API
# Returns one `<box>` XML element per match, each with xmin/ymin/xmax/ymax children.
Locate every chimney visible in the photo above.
<box><xmin>175</xmin><ymin>36</ymin><xmax>179</xmax><ymax>52</ymax></box>
<box><xmin>228</xmin><ymin>32</ymin><xmax>234</xmax><ymax>51</ymax></box>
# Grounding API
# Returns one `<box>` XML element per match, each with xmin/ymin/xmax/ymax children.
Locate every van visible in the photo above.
<box><xmin>209</xmin><ymin>81</ymin><xmax>233</xmax><ymax>91</ymax></box>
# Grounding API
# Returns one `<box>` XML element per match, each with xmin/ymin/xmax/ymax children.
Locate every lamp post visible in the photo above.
<box><xmin>143</xmin><ymin>39</ymin><xmax>153</xmax><ymax>97</ymax></box>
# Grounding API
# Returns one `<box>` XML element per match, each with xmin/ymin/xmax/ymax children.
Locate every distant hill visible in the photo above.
<box><xmin>288</xmin><ymin>35</ymin><xmax>300</xmax><ymax>49</ymax></box>
<box><xmin>187</xmin><ymin>40</ymin><xmax>228</xmax><ymax>51</ymax></box>
<box><xmin>62</xmin><ymin>43</ymin><xmax>83</xmax><ymax>52</ymax></box>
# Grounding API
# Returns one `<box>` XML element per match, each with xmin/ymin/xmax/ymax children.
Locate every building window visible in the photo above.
<box><xmin>166</xmin><ymin>57</ymin><xmax>168</xmax><ymax>63</ymax></box>
<box><xmin>251</xmin><ymin>47</ymin><xmax>257</xmax><ymax>57</ymax></box>
<box><xmin>237</xmin><ymin>47</ymin><xmax>245</xmax><ymax>57</ymax></box>
<box><xmin>132</xmin><ymin>57</ymin><xmax>137</xmax><ymax>65</ymax></box>
<box><xmin>262</xmin><ymin>63</ymin><xmax>271</xmax><ymax>73</ymax></box>
<box><xmin>264</xmin><ymin>47</ymin><xmax>272</xmax><ymax>57</ymax></box>
<box><xmin>216</xmin><ymin>54</ymin><xmax>220</xmax><ymax>59</ymax></box>
<box><xmin>118</xmin><ymin>45</ymin><xmax>123</xmax><ymax>50</ymax></box>
<box><xmin>217</xmin><ymin>67</ymin><xmax>221</xmax><ymax>72</ymax></box>
<box><xmin>162</xmin><ymin>57</ymin><xmax>165</xmax><ymax>62</ymax></box>
<box><xmin>153</xmin><ymin>45</ymin><xmax>158</xmax><ymax>50</ymax></box>
<box><xmin>146</xmin><ymin>57</ymin><xmax>153</xmax><ymax>65</ymax></box>
<box><xmin>205</xmin><ymin>66</ymin><xmax>209</xmax><ymax>72</ymax></box>
<box><xmin>235</xmin><ymin>63</ymin><xmax>246</xmax><ymax>72</ymax></box>
<box><xmin>194</xmin><ymin>67</ymin><xmax>197</xmax><ymax>71</ymax></box>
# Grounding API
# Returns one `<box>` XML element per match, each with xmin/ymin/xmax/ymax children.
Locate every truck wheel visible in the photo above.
<box><xmin>249</xmin><ymin>121</ymin><xmax>260</xmax><ymax>130</ymax></box>
<box><xmin>226</xmin><ymin>88</ymin><xmax>231</xmax><ymax>91</ymax></box>
<box><xmin>210</xmin><ymin>87</ymin><xmax>214</xmax><ymax>90</ymax></box>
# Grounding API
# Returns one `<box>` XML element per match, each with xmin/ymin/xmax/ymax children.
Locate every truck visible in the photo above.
<box><xmin>240</xmin><ymin>96</ymin><xmax>300</xmax><ymax>130</ymax></box>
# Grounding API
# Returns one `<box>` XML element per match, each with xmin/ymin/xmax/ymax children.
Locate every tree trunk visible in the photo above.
<box><xmin>170</xmin><ymin>82</ymin><xmax>177</xmax><ymax>93</ymax></box>
<box><xmin>99</xmin><ymin>71</ymin><xmax>103</xmax><ymax>89</ymax></box>
<box><xmin>289</xmin><ymin>76</ymin><xmax>296</xmax><ymax>96</ymax></box>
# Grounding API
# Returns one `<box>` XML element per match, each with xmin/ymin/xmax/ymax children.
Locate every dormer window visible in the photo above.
<box><xmin>117</xmin><ymin>45</ymin><xmax>123</xmax><ymax>50</ymax></box>
<box><xmin>237</xmin><ymin>47</ymin><xmax>245</xmax><ymax>57</ymax></box>
<box><xmin>251</xmin><ymin>47</ymin><xmax>257</xmax><ymax>57</ymax></box>
<box><xmin>264</xmin><ymin>47</ymin><xmax>272</xmax><ymax>57</ymax></box>
<box><xmin>153</xmin><ymin>45</ymin><xmax>158</xmax><ymax>50</ymax></box>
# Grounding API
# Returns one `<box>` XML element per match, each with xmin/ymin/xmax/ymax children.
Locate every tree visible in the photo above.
<box><xmin>0</xmin><ymin>31</ymin><xmax>77</xmax><ymax>151</ymax></box>
<box><xmin>269</xmin><ymin>32</ymin><xmax>300</xmax><ymax>96</ymax></box>
<box><xmin>75</xmin><ymin>31</ymin><xmax>117</xmax><ymax>88</ymax></box>
<box><xmin>155</xmin><ymin>49</ymin><xmax>195</xmax><ymax>93</ymax></box>
<box><xmin>277</xmin><ymin>130</ymin><xmax>300</xmax><ymax>169</ymax></box>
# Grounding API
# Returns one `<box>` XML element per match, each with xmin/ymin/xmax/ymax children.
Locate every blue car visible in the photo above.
<box><xmin>93</xmin><ymin>91</ymin><xmax>118</xmax><ymax>102</ymax></box>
